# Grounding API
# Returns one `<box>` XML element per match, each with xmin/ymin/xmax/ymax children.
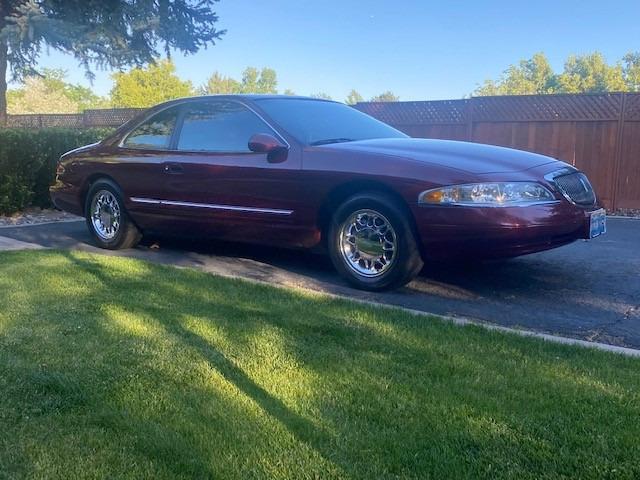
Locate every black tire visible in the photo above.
<box><xmin>328</xmin><ymin>192</ymin><xmax>423</xmax><ymax>291</ymax></box>
<box><xmin>85</xmin><ymin>179</ymin><xmax>142</xmax><ymax>250</ymax></box>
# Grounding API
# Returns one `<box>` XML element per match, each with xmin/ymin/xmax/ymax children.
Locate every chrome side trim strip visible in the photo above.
<box><xmin>130</xmin><ymin>197</ymin><xmax>293</xmax><ymax>215</ymax></box>
<box><xmin>129</xmin><ymin>197</ymin><xmax>161</xmax><ymax>205</ymax></box>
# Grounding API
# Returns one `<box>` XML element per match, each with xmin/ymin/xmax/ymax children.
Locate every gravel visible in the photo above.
<box><xmin>0</xmin><ymin>208</ymin><xmax>82</xmax><ymax>228</ymax></box>
<box><xmin>610</xmin><ymin>209</ymin><xmax>640</xmax><ymax>219</ymax></box>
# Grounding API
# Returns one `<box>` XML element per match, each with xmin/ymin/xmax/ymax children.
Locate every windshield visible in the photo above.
<box><xmin>255</xmin><ymin>98</ymin><xmax>407</xmax><ymax>146</ymax></box>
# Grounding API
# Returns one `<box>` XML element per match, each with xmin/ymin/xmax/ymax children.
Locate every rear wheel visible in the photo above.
<box><xmin>328</xmin><ymin>192</ymin><xmax>423</xmax><ymax>291</ymax></box>
<box><xmin>85</xmin><ymin>180</ymin><xmax>141</xmax><ymax>250</ymax></box>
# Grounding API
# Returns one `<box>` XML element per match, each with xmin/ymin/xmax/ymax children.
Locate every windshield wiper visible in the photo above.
<box><xmin>309</xmin><ymin>138</ymin><xmax>355</xmax><ymax>146</ymax></box>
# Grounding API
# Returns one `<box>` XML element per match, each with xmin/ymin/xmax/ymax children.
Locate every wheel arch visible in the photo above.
<box><xmin>317</xmin><ymin>179</ymin><xmax>419</xmax><ymax>246</ymax></box>
<box><xmin>80</xmin><ymin>173</ymin><xmax>122</xmax><ymax>216</ymax></box>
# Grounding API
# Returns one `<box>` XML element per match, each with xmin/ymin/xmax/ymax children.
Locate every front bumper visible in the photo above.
<box><xmin>411</xmin><ymin>201</ymin><xmax>599</xmax><ymax>260</ymax></box>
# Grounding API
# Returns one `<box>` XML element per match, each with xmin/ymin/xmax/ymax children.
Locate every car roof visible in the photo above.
<box><xmin>156</xmin><ymin>94</ymin><xmax>338</xmax><ymax>105</ymax></box>
<box><xmin>139</xmin><ymin>94</ymin><xmax>338</xmax><ymax>115</ymax></box>
<box><xmin>232</xmin><ymin>94</ymin><xmax>319</xmax><ymax>100</ymax></box>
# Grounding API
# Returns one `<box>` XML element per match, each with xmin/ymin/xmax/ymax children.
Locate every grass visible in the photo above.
<box><xmin>0</xmin><ymin>250</ymin><xmax>639</xmax><ymax>479</ymax></box>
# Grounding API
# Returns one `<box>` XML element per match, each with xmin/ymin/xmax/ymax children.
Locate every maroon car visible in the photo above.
<box><xmin>50</xmin><ymin>95</ymin><xmax>606</xmax><ymax>290</ymax></box>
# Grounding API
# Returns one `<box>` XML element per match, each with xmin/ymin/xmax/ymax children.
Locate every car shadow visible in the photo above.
<box><xmin>2</xmin><ymin>220</ymin><xmax>637</xmax><ymax>348</ymax></box>
<box><xmin>132</xmin><ymin>232</ymin><xmax>638</xmax><ymax>348</ymax></box>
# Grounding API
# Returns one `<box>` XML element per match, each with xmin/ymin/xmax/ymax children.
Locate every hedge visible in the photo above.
<box><xmin>0</xmin><ymin>128</ymin><xmax>113</xmax><ymax>215</ymax></box>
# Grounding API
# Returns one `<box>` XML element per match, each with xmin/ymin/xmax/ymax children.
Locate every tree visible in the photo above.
<box><xmin>64</xmin><ymin>84</ymin><xmax>110</xmax><ymax>111</ymax></box>
<box><xmin>239</xmin><ymin>67</ymin><xmax>277</xmax><ymax>94</ymax></box>
<box><xmin>7</xmin><ymin>68</ymin><xmax>108</xmax><ymax>113</ymax></box>
<box><xmin>110</xmin><ymin>60</ymin><xmax>194</xmax><ymax>108</ymax></box>
<box><xmin>623</xmin><ymin>52</ymin><xmax>640</xmax><ymax>92</ymax></box>
<box><xmin>0</xmin><ymin>0</ymin><xmax>224</xmax><ymax>121</ymax></box>
<box><xmin>475</xmin><ymin>53</ymin><xmax>558</xmax><ymax>96</ymax></box>
<box><xmin>283</xmin><ymin>88</ymin><xmax>296</xmax><ymax>96</ymax></box>
<box><xmin>202</xmin><ymin>67</ymin><xmax>278</xmax><ymax>94</ymax></box>
<box><xmin>370</xmin><ymin>91</ymin><xmax>399</xmax><ymax>102</ymax></box>
<box><xmin>475</xmin><ymin>51</ymin><xmax>631</xmax><ymax>96</ymax></box>
<box><xmin>37</xmin><ymin>68</ymin><xmax>108</xmax><ymax>111</ymax></box>
<box><xmin>310</xmin><ymin>92</ymin><xmax>333</xmax><ymax>100</ymax></box>
<box><xmin>345</xmin><ymin>89</ymin><xmax>364</xmax><ymax>105</ymax></box>
<box><xmin>557</xmin><ymin>52</ymin><xmax>626</xmax><ymax>93</ymax></box>
<box><xmin>254</xmin><ymin>67</ymin><xmax>277</xmax><ymax>94</ymax></box>
<box><xmin>200</xmin><ymin>72</ymin><xmax>241</xmax><ymax>94</ymax></box>
<box><xmin>8</xmin><ymin>77</ymin><xmax>77</xmax><ymax>114</ymax></box>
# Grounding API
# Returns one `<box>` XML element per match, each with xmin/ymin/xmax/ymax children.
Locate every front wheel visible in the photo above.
<box><xmin>328</xmin><ymin>193</ymin><xmax>423</xmax><ymax>291</ymax></box>
<box><xmin>85</xmin><ymin>180</ymin><xmax>141</xmax><ymax>250</ymax></box>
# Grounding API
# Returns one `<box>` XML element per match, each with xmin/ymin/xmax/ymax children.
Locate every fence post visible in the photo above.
<box><xmin>610</xmin><ymin>93</ymin><xmax>627</xmax><ymax>212</ymax></box>
<box><xmin>466</xmin><ymin>97</ymin><xmax>474</xmax><ymax>141</ymax></box>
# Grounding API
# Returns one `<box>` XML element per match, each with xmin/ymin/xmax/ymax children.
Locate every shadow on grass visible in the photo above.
<box><xmin>58</xmin><ymin>250</ymin><xmax>351</xmax><ymax>476</ymax></box>
<box><xmin>1</xmin><ymin>249</ymin><xmax>640</xmax><ymax>479</ymax></box>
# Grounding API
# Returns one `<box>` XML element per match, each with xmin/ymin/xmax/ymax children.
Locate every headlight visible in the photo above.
<box><xmin>419</xmin><ymin>182</ymin><xmax>555</xmax><ymax>206</ymax></box>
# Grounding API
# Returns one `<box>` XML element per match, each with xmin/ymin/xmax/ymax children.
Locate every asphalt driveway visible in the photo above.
<box><xmin>1</xmin><ymin>218</ymin><xmax>639</xmax><ymax>348</ymax></box>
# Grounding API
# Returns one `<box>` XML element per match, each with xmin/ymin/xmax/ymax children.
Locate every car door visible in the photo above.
<box><xmin>157</xmin><ymin>99</ymin><xmax>311</xmax><ymax>246</ymax></box>
<box><xmin>113</xmin><ymin>105</ymin><xmax>185</xmax><ymax>230</ymax></box>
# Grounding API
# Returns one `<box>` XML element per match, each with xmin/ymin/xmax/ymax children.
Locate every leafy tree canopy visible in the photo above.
<box><xmin>7</xmin><ymin>68</ymin><xmax>109</xmax><ymax>113</ymax></box>
<box><xmin>309</xmin><ymin>92</ymin><xmax>333</xmax><ymax>100</ymax></box>
<box><xmin>0</xmin><ymin>0</ymin><xmax>225</xmax><ymax>118</ymax></box>
<box><xmin>201</xmin><ymin>67</ymin><xmax>280</xmax><ymax>94</ymax></box>
<box><xmin>110</xmin><ymin>60</ymin><xmax>194</xmax><ymax>108</ymax></box>
<box><xmin>475</xmin><ymin>51</ymin><xmax>639</xmax><ymax>96</ymax></box>
<box><xmin>475</xmin><ymin>53</ymin><xmax>557</xmax><ymax>96</ymax></box>
<box><xmin>200</xmin><ymin>72</ymin><xmax>242</xmax><ymax>95</ymax></box>
<box><xmin>8</xmin><ymin>76</ymin><xmax>76</xmax><ymax>114</ymax></box>
<box><xmin>558</xmin><ymin>53</ymin><xmax>626</xmax><ymax>93</ymax></box>
<box><xmin>345</xmin><ymin>89</ymin><xmax>364</xmax><ymax>105</ymax></box>
<box><xmin>370</xmin><ymin>91</ymin><xmax>400</xmax><ymax>102</ymax></box>
<box><xmin>623</xmin><ymin>53</ymin><xmax>640</xmax><ymax>92</ymax></box>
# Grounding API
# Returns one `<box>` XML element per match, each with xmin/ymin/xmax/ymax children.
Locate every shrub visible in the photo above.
<box><xmin>0</xmin><ymin>128</ymin><xmax>113</xmax><ymax>215</ymax></box>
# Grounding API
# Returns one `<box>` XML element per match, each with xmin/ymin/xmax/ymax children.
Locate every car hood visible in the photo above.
<box><xmin>60</xmin><ymin>142</ymin><xmax>100</xmax><ymax>160</ymax></box>
<box><xmin>320</xmin><ymin>138</ymin><xmax>558</xmax><ymax>174</ymax></box>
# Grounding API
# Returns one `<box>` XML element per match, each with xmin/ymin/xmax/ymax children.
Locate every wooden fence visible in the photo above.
<box><xmin>3</xmin><ymin>93</ymin><xmax>639</xmax><ymax>210</ymax></box>
<box><xmin>355</xmin><ymin>93</ymin><xmax>640</xmax><ymax>211</ymax></box>
<box><xmin>4</xmin><ymin>108</ymin><xmax>144</xmax><ymax>128</ymax></box>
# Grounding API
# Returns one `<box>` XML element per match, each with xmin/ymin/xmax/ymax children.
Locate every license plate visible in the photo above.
<box><xmin>589</xmin><ymin>208</ymin><xmax>607</xmax><ymax>238</ymax></box>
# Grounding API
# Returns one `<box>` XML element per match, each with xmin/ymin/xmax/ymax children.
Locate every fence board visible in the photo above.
<box><xmin>4</xmin><ymin>108</ymin><xmax>144</xmax><ymax>129</ymax></box>
<box><xmin>397</xmin><ymin>124</ymin><xmax>468</xmax><ymax>140</ymax></box>
<box><xmin>617</xmin><ymin>121</ymin><xmax>640</xmax><ymax>209</ymax></box>
<box><xmin>574</xmin><ymin>121</ymin><xmax>619</xmax><ymax>207</ymax></box>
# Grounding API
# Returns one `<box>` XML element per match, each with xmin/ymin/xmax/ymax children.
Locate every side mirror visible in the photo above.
<box><xmin>248</xmin><ymin>133</ymin><xmax>288</xmax><ymax>163</ymax></box>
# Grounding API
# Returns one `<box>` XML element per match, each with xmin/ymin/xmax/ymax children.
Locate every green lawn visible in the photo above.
<box><xmin>1</xmin><ymin>250</ymin><xmax>639</xmax><ymax>479</ymax></box>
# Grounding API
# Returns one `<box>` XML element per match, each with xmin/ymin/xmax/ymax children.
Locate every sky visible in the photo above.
<box><xmin>30</xmin><ymin>0</ymin><xmax>640</xmax><ymax>102</ymax></box>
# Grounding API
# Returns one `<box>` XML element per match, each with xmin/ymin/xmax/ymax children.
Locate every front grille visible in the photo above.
<box><xmin>553</xmin><ymin>172</ymin><xmax>596</xmax><ymax>206</ymax></box>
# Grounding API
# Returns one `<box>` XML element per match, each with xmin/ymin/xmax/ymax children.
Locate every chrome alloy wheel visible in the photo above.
<box><xmin>90</xmin><ymin>190</ymin><xmax>121</xmax><ymax>241</ymax></box>
<box><xmin>339</xmin><ymin>209</ymin><xmax>397</xmax><ymax>277</ymax></box>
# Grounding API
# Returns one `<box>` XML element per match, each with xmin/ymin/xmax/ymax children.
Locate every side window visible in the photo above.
<box><xmin>124</xmin><ymin>107</ymin><xmax>179</xmax><ymax>149</ymax></box>
<box><xmin>177</xmin><ymin>101</ymin><xmax>276</xmax><ymax>152</ymax></box>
